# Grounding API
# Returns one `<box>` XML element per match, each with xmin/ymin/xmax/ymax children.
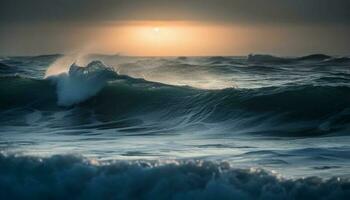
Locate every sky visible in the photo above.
<box><xmin>0</xmin><ymin>0</ymin><xmax>350</xmax><ymax>56</ymax></box>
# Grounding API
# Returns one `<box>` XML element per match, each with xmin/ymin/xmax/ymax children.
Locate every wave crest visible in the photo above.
<box><xmin>47</xmin><ymin>60</ymin><xmax>116</xmax><ymax>106</ymax></box>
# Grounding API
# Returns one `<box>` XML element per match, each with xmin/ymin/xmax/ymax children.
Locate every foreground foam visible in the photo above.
<box><xmin>0</xmin><ymin>154</ymin><xmax>349</xmax><ymax>200</ymax></box>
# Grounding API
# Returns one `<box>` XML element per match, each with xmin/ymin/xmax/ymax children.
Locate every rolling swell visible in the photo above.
<box><xmin>0</xmin><ymin>154</ymin><xmax>349</xmax><ymax>200</ymax></box>
<box><xmin>1</xmin><ymin>71</ymin><xmax>349</xmax><ymax>136</ymax></box>
<box><xmin>87</xmin><ymin>83</ymin><xmax>350</xmax><ymax>119</ymax></box>
<box><xmin>0</xmin><ymin>76</ymin><xmax>56</xmax><ymax>110</ymax></box>
<box><xmin>1</xmin><ymin>59</ymin><xmax>350</xmax><ymax>136</ymax></box>
<box><xmin>2</xmin><ymin>75</ymin><xmax>349</xmax><ymax>117</ymax></box>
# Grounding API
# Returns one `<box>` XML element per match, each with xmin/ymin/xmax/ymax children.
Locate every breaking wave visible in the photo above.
<box><xmin>47</xmin><ymin>60</ymin><xmax>116</xmax><ymax>106</ymax></box>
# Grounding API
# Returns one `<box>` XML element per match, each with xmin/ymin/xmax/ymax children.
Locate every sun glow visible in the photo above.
<box><xmin>153</xmin><ymin>27</ymin><xmax>160</xmax><ymax>33</ymax></box>
<box><xmin>90</xmin><ymin>21</ymin><xmax>255</xmax><ymax>56</ymax></box>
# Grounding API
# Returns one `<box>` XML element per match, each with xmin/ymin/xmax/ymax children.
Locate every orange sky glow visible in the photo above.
<box><xmin>1</xmin><ymin>20</ymin><xmax>349</xmax><ymax>56</ymax></box>
<box><xmin>73</xmin><ymin>21</ymin><xmax>348</xmax><ymax>56</ymax></box>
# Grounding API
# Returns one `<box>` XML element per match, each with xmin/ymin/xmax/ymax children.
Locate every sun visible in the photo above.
<box><xmin>153</xmin><ymin>27</ymin><xmax>160</xmax><ymax>33</ymax></box>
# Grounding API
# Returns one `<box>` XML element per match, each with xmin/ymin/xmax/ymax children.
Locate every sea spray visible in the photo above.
<box><xmin>44</xmin><ymin>52</ymin><xmax>97</xmax><ymax>78</ymax></box>
<box><xmin>47</xmin><ymin>60</ymin><xmax>116</xmax><ymax>106</ymax></box>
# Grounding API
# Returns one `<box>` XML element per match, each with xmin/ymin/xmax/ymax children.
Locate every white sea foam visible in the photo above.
<box><xmin>47</xmin><ymin>60</ymin><xmax>116</xmax><ymax>106</ymax></box>
<box><xmin>0</xmin><ymin>154</ymin><xmax>348</xmax><ymax>200</ymax></box>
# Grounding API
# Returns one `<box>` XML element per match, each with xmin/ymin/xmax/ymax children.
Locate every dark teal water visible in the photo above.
<box><xmin>1</xmin><ymin>54</ymin><xmax>350</xmax><ymax>199</ymax></box>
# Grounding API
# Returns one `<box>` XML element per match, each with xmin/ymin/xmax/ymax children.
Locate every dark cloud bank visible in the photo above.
<box><xmin>1</xmin><ymin>0</ymin><xmax>350</xmax><ymax>25</ymax></box>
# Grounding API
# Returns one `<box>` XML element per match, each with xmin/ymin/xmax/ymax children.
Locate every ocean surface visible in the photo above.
<box><xmin>1</xmin><ymin>54</ymin><xmax>350</xmax><ymax>199</ymax></box>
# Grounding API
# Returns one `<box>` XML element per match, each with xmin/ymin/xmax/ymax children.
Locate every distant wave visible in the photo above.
<box><xmin>206</xmin><ymin>56</ymin><xmax>236</xmax><ymax>64</ymax></box>
<box><xmin>0</xmin><ymin>62</ymin><xmax>10</xmax><ymax>69</ymax></box>
<box><xmin>247</xmin><ymin>54</ymin><xmax>349</xmax><ymax>64</ymax></box>
<box><xmin>0</xmin><ymin>154</ymin><xmax>349</xmax><ymax>200</ymax></box>
<box><xmin>297</xmin><ymin>54</ymin><xmax>332</xmax><ymax>61</ymax></box>
<box><xmin>0</xmin><ymin>62</ymin><xmax>15</xmax><ymax>73</ymax></box>
<box><xmin>323</xmin><ymin>57</ymin><xmax>350</xmax><ymax>64</ymax></box>
<box><xmin>247</xmin><ymin>54</ymin><xmax>293</xmax><ymax>64</ymax></box>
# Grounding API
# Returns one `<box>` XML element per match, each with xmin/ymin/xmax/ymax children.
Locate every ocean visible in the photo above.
<box><xmin>0</xmin><ymin>54</ymin><xmax>350</xmax><ymax>199</ymax></box>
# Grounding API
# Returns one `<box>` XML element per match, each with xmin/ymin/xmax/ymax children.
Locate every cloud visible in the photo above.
<box><xmin>0</xmin><ymin>0</ymin><xmax>350</xmax><ymax>25</ymax></box>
